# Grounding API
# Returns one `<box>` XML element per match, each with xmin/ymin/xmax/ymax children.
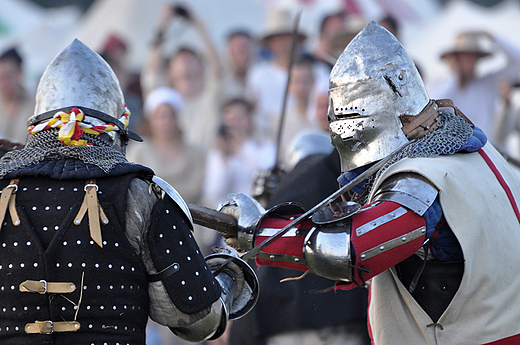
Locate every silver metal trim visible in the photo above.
<box><xmin>152</xmin><ymin>175</ymin><xmax>193</xmax><ymax>227</ymax></box>
<box><xmin>256</xmin><ymin>227</ymin><xmax>309</xmax><ymax>238</ymax></box>
<box><xmin>372</xmin><ymin>173</ymin><xmax>438</xmax><ymax>216</ymax></box>
<box><xmin>356</xmin><ymin>206</ymin><xmax>408</xmax><ymax>236</ymax></box>
<box><xmin>360</xmin><ymin>226</ymin><xmax>426</xmax><ymax>261</ymax></box>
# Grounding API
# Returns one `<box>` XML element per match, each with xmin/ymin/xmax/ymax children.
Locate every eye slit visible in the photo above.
<box><xmin>336</xmin><ymin>112</ymin><xmax>361</xmax><ymax>119</ymax></box>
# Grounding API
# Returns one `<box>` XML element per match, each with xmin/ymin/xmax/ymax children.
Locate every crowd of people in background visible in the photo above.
<box><xmin>2</xmin><ymin>2</ymin><xmax>520</xmax><ymax>344</ymax></box>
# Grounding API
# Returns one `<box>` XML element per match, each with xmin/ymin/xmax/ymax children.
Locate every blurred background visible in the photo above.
<box><xmin>3</xmin><ymin>1</ymin><xmax>520</xmax><ymax>345</ymax></box>
<box><xmin>1</xmin><ymin>0</ymin><xmax>518</xmax><ymax>89</ymax></box>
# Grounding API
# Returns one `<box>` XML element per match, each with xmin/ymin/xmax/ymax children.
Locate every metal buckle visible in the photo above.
<box><xmin>6</xmin><ymin>184</ymin><xmax>18</xmax><ymax>192</ymax></box>
<box><xmin>39</xmin><ymin>280</ymin><xmax>48</xmax><ymax>294</ymax></box>
<box><xmin>84</xmin><ymin>184</ymin><xmax>98</xmax><ymax>192</ymax></box>
<box><xmin>41</xmin><ymin>320</ymin><xmax>53</xmax><ymax>334</ymax></box>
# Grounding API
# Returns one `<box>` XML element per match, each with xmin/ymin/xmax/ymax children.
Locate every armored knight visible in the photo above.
<box><xmin>222</xmin><ymin>22</ymin><xmax>520</xmax><ymax>344</ymax></box>
<box><xmin>0</xmin><ymin>39</ymin><xmax>257</xmax><ymax>344</ymax></box>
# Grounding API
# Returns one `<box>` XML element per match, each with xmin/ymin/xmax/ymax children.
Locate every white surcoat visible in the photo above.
<box><xmin>368</xmin><ymin>143</ymin><xmax>520</xmax><ymax>345</ymax></box>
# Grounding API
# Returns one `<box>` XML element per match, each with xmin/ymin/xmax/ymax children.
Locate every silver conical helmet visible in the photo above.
<box><xmin>29</xmin><ymin>39</ymin><xmax>131</xmax><ymax>145</ymax></box>
<box><xmin>328</xmin><ymin>21</ymin><xmax>429</xmax><ymax>172</ymax></box>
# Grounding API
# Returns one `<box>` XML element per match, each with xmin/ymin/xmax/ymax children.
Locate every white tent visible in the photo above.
<box><xmin>0</xmin><ymin>0</ymin><xmax>82</xmax><ymax>87</ymax></box>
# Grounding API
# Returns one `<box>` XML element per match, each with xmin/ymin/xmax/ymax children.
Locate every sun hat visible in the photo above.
<box><xmin>441</xmin><ymin>32</ymin><xmax>492</xmax><ymax>59</ymax></box>
<box><xmin>260</xmin><ymin>8</ymin><xmax>307</xmax><ymax>45</ymax></box>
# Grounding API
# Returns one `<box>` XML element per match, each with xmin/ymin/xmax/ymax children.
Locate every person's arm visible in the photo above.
<box><xmin>492</xmin><ymin>82</ymin><xmax>518</xmax><ymax>148</ymax></box>
<box><xmin>126</xmin><ymin>178</ymin><xmax>257</xmax><ymax>341</ymax></box>
<box><xmin>480</xmin><ymin>31</ymin><xmax>520</xmax><ymax>83</ymax></box>
<box><xmin>222</xmin><ymin>173</ymin><xmax>440</xmax><ymax>289</ymax></box>
<box><xmin>189</xmin><ymin>14</ymin><xmax>223</xmax><ymax>80</ymax></box>
<box><xmin>141</xmin><ymin>3</ymin><xmax>174</xmax><ymax>98</ymax></box>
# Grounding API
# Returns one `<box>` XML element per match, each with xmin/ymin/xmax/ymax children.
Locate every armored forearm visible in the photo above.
<box><xmin>252</xmin><ymin>173</ymin><xmax>439</xmax><ymax>288</ymax></box>
<box><xmin>254</xmin><ymin>200</ymin><xmax>426</xmax><ymax>286</ymax></box>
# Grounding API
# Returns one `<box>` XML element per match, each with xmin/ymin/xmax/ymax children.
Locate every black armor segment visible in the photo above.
<box><xmin>0</xmin><ymin>173</ymin><xmax>149</xmax><ymax>344</ymax></box>
<box><xmin>396</xmin><ymin>259</ymin><xmax>464</xmax><ymax>322</ymax></box>
<box><xmin>147</xmin><ymin>195</ymin><xmax>221</xmax><ymax>314</ymax></box>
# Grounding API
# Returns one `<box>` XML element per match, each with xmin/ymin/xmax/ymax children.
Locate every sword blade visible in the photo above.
<box><xmin>240</xmin><ymin>140</ymin><xmax>414</xmax><ymax>261</ymax></box>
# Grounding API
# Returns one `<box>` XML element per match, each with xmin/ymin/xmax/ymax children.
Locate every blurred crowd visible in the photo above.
<box><xmin>2</xmin><ymin>2</ymin><xmax>520</xmax><ymax>344</ymax></box>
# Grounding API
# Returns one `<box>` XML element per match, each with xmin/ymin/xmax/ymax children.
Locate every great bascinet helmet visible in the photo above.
<box><xmin>28</xmin><ymin>38</ymin><xmax>141</xmax><ymax>150</ymax></box>
<box><xmin>328</xmin><ymin>21</ymin><xmax>429</xmax><ymax>172</ymax></box>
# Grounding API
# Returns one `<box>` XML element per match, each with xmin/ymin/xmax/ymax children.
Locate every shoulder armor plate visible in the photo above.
<box><xmin>372</xmin><ymin>173</ymin><xmax>438</xmax><ymax>216</ymax></box>
<box><xmin>152</xmin><ymin>175</ymin><xmax>193</xmax><ymax>229</ymax></box>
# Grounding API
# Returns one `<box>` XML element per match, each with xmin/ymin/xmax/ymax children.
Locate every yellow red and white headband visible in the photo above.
<box><xmin>28</xmin><ymin>106</ymin><xmax>131</xmax><ymax>147</ymax></box>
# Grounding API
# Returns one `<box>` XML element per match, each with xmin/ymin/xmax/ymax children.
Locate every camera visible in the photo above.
<box><xmin>172</xmin><ymin>4</ymin><xmax>190</xmax><ymax>19</ymax></box>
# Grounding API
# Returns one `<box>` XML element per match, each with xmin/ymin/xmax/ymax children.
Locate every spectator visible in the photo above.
<box><xmin>312</xmin><ymin>11</ymin><xmax>346</xmax><ymax>68</ymax></box>
<box><xmin>142</xmin><ymin>3</ymin><xmax>222</xmax><ymax>151</ymax></box>
<box><xmin>284</xmin><ymin>82</ymin><xmax>334</xmax><ymax>170</ymax></box>
<box><xmin>428</xmin><ymin>31</ymin><xmax>520</xmax><ymax>143</ymax></box>
<box><xmin>0</xmin><ymin>47</ymin><xmax>34</xmax><ymax>143</ymax></box>
<box><xmin>222</xmin><ymin>30</ymin><xmax>256</xmax><ymax>99</ymax></box>
<box><xmin>127</xmin><ymin>87</ymin><xmax>206</xmax><ymax>205</ymax></box>
<box><xmin>100</xmin><ymin>34</ymin><xmax>144</xmax><ymax>134</ymax></box>
<box><xmin>246</xmin><ymin>8</ymin><xmax>307</xmax><ymax>143</ymax></box>
<box><xmin>202</xmin><ymin>97</ymin><xmax>275</xmax><ymax>209</ymax></box>
<box><xmin>279</xmin><ymin>56</ymin><xmax>323</xmax><ymax>167</ymax></box>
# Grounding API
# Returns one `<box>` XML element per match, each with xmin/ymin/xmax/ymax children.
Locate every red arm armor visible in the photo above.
<box><xmin>254</xmin><ymin>200</ymin><xmax>426</xmax><ymax>287</ymax></box>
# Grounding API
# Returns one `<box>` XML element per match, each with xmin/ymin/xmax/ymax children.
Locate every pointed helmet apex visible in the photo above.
<box><xmin>31</xmin><ymin>38</ymin><xmax>125</xmax><ymax>125</ymax></box>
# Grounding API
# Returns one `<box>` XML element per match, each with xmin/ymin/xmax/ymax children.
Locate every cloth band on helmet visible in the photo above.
<box><xmin>27</xmin><ymin>106</ymin><xmax>136</xmax><ymax>147</ymax></box>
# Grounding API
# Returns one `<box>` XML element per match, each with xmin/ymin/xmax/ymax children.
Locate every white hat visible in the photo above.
<box><xmin>260</xmin><ymin>8</ymin><xmax>307</xmax><ymax>45</ymax></box>
<box><xmin>441</xmin><ymin>32</ymin><xmax>492</xmax><ymax>59</ymax></box>
<box><xmin>144</xmin><ymin>87</ymin><xmax>184</xmax><ymax>117</ymax></box>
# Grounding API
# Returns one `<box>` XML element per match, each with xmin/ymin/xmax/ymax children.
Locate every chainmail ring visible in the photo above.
<box><xmin>0</xmin><ymin>128</ymin><xmax>128</xmax><ymax>176</ymax></box>
<box><xmin>362</xmin><ymin>111</ymin><xmax>474</xmax><ymax>202</ymax></box>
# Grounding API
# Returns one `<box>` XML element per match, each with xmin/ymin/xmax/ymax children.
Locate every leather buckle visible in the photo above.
<box><xmin>25</xmin><ymin>320</ymin><xmax>80</xmax><ymax>334</ymax></box>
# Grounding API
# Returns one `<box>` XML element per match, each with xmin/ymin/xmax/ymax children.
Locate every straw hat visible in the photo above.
<box><xmin>441</xmin><ymin>32</ymin><xmax>492</xmax><ymax>59</ymax></box>
<box><xmin>260</xmin><ymin>8</ymin><xmax>307</xmax><ymax>45</ymax></box>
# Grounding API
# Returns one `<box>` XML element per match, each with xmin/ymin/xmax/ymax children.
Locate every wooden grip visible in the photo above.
<box><xmin>187</xmin><ymin>203</ymin><xmax>238</xmax><ymax>238</ymax></box>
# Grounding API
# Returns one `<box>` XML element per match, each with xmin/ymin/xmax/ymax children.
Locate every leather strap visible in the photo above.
<box><xmin>400</xmin><ymin>98</ymin><xmax>474</xmax><ymax>141</ymax></box>
<box><xmin>25</xmin><ymin>320</ymin><xmax>80</xmax><ymax>334</ymax></box>
<box><xmin>74</xmin><ymin>179</ymin><xmax>108</xmax><ymax>248</ymax></box>
<box><xmin>19</xmin><ymin>280</ymin><xmax>76</xmax><ymax>294</ymax></box>
<box><xmin>0</xmin><ymin>179</ymin><xmax>19</xmax><ymax>230</ymax></box>
<box><xmin>148</xmin><ymin>262</ymin><xmax>180</xmax><ymax>282</ymax></box>
<box><xmin>435</xmin><ymin>98</ymin><xmax>473</xmax><ymax>125</ymax></box>
<box><xmin>8</xmin><ymin>184</ymin><xmax>20</xmax><ymax>227</ymax></box>
<box><xmin>400</xmin><ymin>100</ymin><xmax>441</xmax><ymax>140</ymax></box>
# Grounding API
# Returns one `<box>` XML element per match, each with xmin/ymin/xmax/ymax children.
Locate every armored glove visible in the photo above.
<box><xmin>218</xmin><ymin>193</ymin><xmax>266</xmax><ymax>251</ymax></box>
<box><xmin>205</xmin><ymin>246</ymin><xmax>259</xmax><ymax>320</ymax></box>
